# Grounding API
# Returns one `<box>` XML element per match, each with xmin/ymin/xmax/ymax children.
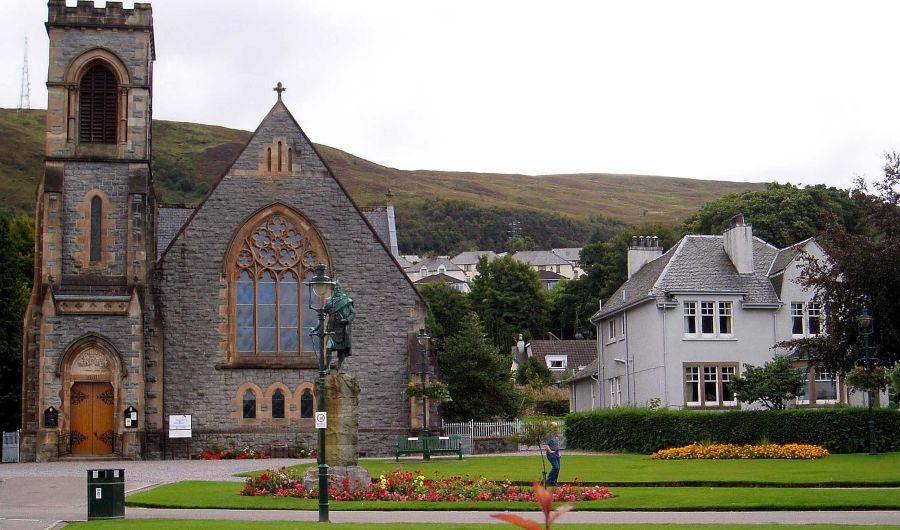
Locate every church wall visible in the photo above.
<box><xmin>61</xmin><ymin>163</ymin><xmax>130</xmax><ymax>277</ymax></box>
<box><xmin>157</xmin><ymin>106</ymin><xmax>425</xmax><ymax>456</ymax></box>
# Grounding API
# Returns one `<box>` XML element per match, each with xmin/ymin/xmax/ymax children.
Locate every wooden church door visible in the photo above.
<box><xmin>70</xmin><ymin>382</ymin><xmax>115</xmax><ymax>454</ymax></box>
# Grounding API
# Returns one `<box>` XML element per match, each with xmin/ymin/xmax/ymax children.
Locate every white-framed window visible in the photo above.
<box><xmin>608</xmin><ymin>319</ymin><xmax>616</xmax><ymax>341</ymax></box>
<box><xmin>547</xmin><ymin>280</ymin><xmax>559</xmax><ymax>290</ymax></box>
<box><xmin>608</xmin><ymin>376</ymin><xmax>622</xmax><ymax>406</ymax></box>
<box><xmin>420</xmin><ymin>266</ymin><xmax>428</xmax><ymax>278</ymax></box>
<box><xmin>798</xmin><ymin>365</ymin><xmax>838</xmax><ymax>405</ymax></box>
<box><xmin>606</xmin><ymin>317</ymin><xmax>623</xmax><ymax>342</ymax></box>
<box><xmin>684</xmin><ymin>301</ymin><xmax>734</xmax><ymax>338</ymax></box>
<box><xmin>791</xmin><ymin>302</ymin><xmax>824</xmax><ymax>337</ymax></box>
<box><xmin>463</xmin><ymin>264</ymin><xmax>472</xmax><ymax>272</ymax></box>
<box><xmin>545</xmin><ymin>355</ymin><xmax>567</xmax><ymax>371</ymax></box>
<box><xmin>684</xmin><ymin>363</ymin><xmax>739</xmax><ymax>408</ymax></box>
<box><xmin>437</xmin><ymin>264</ymin><xmax>446</xmax><ymax>274</ymax></box>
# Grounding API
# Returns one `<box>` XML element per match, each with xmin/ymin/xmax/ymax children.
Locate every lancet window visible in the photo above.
<box><xmin>79</xmin><ymin>62</ymin><xmax>119</xmax><ymax>144</ymax></box>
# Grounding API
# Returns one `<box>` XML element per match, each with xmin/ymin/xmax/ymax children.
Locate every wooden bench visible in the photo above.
<box><xmin>395</xmin><ymin>435</ymin><xmax>463</xmax><ymax>461</ymax></box>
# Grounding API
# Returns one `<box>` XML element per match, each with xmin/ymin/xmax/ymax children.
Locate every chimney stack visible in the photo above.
<box><xmin>724</xmin><ymin>214</ymin><xmax>754</xmax><ymax>274</ymax></box>
<box><xmin>627</xmin><ymin>235</ymin><xmax>663</xmax><ymax>279</ymax></box>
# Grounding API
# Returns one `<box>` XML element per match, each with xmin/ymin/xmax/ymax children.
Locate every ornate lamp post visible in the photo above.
<box><xmin>417</xmin><ymin>328</ymin><xmax>430</xmax><ymax>436</ymax></box>
<box><xmin>306</xmin><ymin>264</ymin><xmax>334</xmax><ymax>522</ymax></box>
<box><xmin>857</xmin><ymin>307</ymin><xmax>877</xmax><ymax>455</ymax></box>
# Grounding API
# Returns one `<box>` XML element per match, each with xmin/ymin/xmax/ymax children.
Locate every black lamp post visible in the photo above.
<box><xmin>416</xmin><ymin>328</ymin><xmax>430</xmax><ymax>436</ymax></box>
<box><xmin>307</xmin><ymin>264</ymin><xmax>334</xmax><ymax>522</ymax></box>
<box><xmin>857</xmin><ymin>307</ymin><xmax>877</xmax><ymax>455</ymax></box>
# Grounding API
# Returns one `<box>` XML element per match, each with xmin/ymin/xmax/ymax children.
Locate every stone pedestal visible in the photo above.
<box><xmin>303</xmin><ymin>373</ymin><xmax>371</xmax><ymax>493</ymax></box>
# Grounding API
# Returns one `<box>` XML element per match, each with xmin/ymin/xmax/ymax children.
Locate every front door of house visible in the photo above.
<box><xmin>70</xmin><ymin>382</ymin><xmax>115</xmax><ymax>454</ymax></box>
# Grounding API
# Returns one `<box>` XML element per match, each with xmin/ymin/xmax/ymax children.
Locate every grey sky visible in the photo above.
<box><xmin>2</xmin><ymin>0</ymin><xmax>897</xmax><ymax>190</ymax></box>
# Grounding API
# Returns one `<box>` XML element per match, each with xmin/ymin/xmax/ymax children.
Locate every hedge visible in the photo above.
<box><xmin>565</xmin><ymin>407</ymin><xmax>900</xmax><ymax>454</ymax></box>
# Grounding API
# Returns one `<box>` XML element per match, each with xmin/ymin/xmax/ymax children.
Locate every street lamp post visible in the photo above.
<box><xmin>307</xmin><ymin>264</ymin><xmax>334</xmax><ymax>522</ymax></box>
<box><xmin>857</xmin><ymin>307</ymin><xmax>877</xmax><ymax>455</ymax></box>
<box><xmin>416</xmin><ymin>328</ymin><xmax>430</xmax><ymax>437</ymax></box>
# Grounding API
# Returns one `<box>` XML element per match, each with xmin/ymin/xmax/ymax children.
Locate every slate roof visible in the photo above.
<box><xmin>539</xmin><ymin>270</ymin><xmax>564</xmax><ymax>280</ymax></box>
<box><xmin>529</xmin><ymin>340</ymin><xmax>597</xmax><ymax>371</ymax></box>
<box><xmin>512</xmin><ymin>250</ymin><xmax>570</xmax><ymax>267</ymax></box>
<box><xmin>414</xmin><ymin>273</ymin><xmax>468</xmax><ymax>285</ymax></box>
<box><xmin>451</xmin><ymin>250</ymin><xmax>497</xmax><ymax>265</ymax></box>
<box><xmin>552</xmin><ymin>247</ymin><xmax>582</xmax><ymax>263</ymax></box>
<box><xmin>406</xmin><ymin>256</ymin><xmax>462</xmax><ymax>273</ymax></box>
<box><xmin>592</xmin><ymin>234</ymin><xmax>783</xmax><ymax>321</ymax></box>
<box><xmin>568</xmin><ymin>357</ymin><xmax>599</xmax><ymax>382</ymax></box>
<box><xmin>361</xmin><ymin>206</ymin><xmax>400</xmax><ymax>257</ymax></box>
<box><xmin>157</xmin><ymin>207</ymin><xmax>194</xmax><ymax>260</ymax></box>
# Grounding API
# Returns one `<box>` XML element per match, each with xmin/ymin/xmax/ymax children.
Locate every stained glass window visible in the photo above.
<box><xmin>272</xmin><ymin>389</ymin><xmax>285</xmax><ymax>419</ymax></box>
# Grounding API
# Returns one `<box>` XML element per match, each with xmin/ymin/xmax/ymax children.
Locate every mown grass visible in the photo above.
<box><xmin>127</xmin><ymin>481</ymin><xmax>900</xmax><ymax>511</ymax></box>
<box><xmin>65</xmin><ymin>522</ymin><xmax>900</xmax><ymax>530</ymax></box>
<box><xmin>250</xmin><ymin>453</ymin><xmax>900</xmax><ymax>487</ymax></box>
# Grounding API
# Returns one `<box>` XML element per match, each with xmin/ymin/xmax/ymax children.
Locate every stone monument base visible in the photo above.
<box><xmin>302</xmin><ymin>465</ymin><xmax>372</xmax><ymax>493</ymax></box>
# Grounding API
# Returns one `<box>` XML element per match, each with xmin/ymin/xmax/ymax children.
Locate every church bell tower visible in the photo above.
<box><xmin>20</xmin><ymin>0</ymin><xmax>156</xmax><ymax>461</ymax></box>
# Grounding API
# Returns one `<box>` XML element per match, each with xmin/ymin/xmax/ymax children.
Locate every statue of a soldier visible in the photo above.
<box><xmin>311</xmin><ymin>280</ymin><xmax>355</xmax><ymax>372</ymax></box>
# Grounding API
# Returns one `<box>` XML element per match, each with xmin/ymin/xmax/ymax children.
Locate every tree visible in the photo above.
<box><xmin>729</xmin><ymin>356</ymin><xmax>804</xmax><ymax>410</ymax></box>
<box><xmin>438</xmin><ymin>313</ymin><xmax>522</xmax><ymax>421</ymax></box>
<box><xmin>469</xmin><ymin>255</ymin><xmax>548</xmax><ymax>354</ymax></box>
<box><xmin>782</xmin><ymin>152</ymin><xmax>900</xmax><ymax>373</ymax></box>
<box><xmin>417</xmin><ymin>281</ymin><xmax>472</xmax><ymax>353</ymax></box>
<box><xmin>516</xmin><ymin>357</ymin><xmax>553</xmax><ymax>388</ymax></box>
<box><xmin>0</xmin><ymin>209</ymin><xmax>33</xmax><ymax>431</ymax></box>
<box><xmin>681</xmin><ymin>182</ymin><xmax>863</xmax><ymax>248</ymax></box>
<box><xmin>506</xmin><ymin>236</ymin><xmax>536</xmax><ymax>253</ymax></box>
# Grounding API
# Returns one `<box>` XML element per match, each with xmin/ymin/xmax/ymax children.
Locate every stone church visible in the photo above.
<box><xmin>20</xmin><ymin>1</ymin><xmax>430</xmax><ymax>462</ymax></box>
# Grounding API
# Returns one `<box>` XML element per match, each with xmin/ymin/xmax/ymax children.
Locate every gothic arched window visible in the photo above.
<box><xmin>300</xmin><ymin>388</ymin><xmax>314</xmax><ymax>419</ymax></box>
<box><xmin>230</xmin><ymin>208</ymin><xmax>328</xmax><ymax>362</ymax></box>
<box><xmin>79</xmin><ymin>62</ymin><xmax>118</xmax><ymax>144</ymax></box>
<box><xmin>242</xmin><ymin>389</ymin><xmax>257</xmax><ymax>419</ymax></box>
<box><xmin>271</xmin><ymin>389</ymin><xmax>285</xmax><ymax>419</ymax></box>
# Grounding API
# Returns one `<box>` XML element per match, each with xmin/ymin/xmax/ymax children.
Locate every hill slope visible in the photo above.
<box><xmin>0</xmin><ymin>108</ymin><xmax>763</xmax><ymax>241</ymax></box>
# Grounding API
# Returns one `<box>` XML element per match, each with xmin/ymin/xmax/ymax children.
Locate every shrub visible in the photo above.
<box><xmin>565</xmin><ymin>407</ymin><xmax>900</xmax><ymax>454</ymax></box>
<box><xmin>198</xmin><ymin>447</ymin><xmax>270</xmax><ymax>460</ymax></box>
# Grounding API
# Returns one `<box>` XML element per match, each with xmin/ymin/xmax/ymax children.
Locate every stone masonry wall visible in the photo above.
<box><xmin>157</xmin><ymin>103</ymin><xmax>426</xmax><ymax>456</ymax></box>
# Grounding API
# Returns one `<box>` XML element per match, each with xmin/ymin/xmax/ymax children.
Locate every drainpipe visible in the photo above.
<box><xmin>662</xmin><ymin>304</ymin><xmax>669</xmax><ymax>408</ymax></box>
<box><xmin>624</xmin><ymin>312</ymin><xmax>632</xmax><ymax>405</ymax></box>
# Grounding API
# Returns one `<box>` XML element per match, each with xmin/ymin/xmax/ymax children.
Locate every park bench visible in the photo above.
<box><xmin>395</xmin><ymin>435</ymin><xmax>463</xmax><ymax>461</ymax></box>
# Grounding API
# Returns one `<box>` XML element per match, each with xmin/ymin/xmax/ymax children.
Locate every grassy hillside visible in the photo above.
<box><xmin>0</xmin><ymin>108</ymin><xmax>763</xmax><ymax>245</ymax></box>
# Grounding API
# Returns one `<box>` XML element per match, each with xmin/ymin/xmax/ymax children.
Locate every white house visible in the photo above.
<box><xmin>450</xmin><ymin>250</ymin><xmax>498</xmax><ymax>280</ymax></box>
<box><xmin>511</xmin><ymin>250</ymin><xmax>577</xmax><ymax>279</ymax></box>
<box><xmin>570</xmin><ymin>219</ymin><xmax>869</xmax><ymax>412</ymax></box>
<box><xmin>404</xmin><ymin>256</ymin><xmax>467</xmax><ymax>283</ymax></box>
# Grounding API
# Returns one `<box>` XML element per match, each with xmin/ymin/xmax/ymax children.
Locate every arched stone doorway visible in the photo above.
<box><xmin>59</xmin><ymin>339</ymin><xmax>122</xmax><ymax>455</ymax></box>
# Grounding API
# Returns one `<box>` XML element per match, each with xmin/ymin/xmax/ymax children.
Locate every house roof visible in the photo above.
<box><xmin>552</xmin><ymin>248</ymin><xmax>582</xmax><ymax>262</ymax></box>
<box><xmin>407</xmin><ymin>256</ymin><xmax>463</xmax><ymax>273</ymax></box>
<box><xmin>361</xmin><ymin>206</ymin><xmax>399</xmax><ymax>257</ymax></box>
<box><xmin>512</xmin><ymin>250</ymin><xmax>570</xmax><ymax>266</ymax></box>
<box><xmin>592</xmin><ymin>234</ymin><xmax>782</xmax><ymax>321</ymax></box>
<box><xmin>568</xmin><ymin>357</ymin><xmax>599</xmax><ymax>382</ymax></box>
<box><xmin>529</xmin><ymin>340</ymin><xmax>597</xmax><ymax>371</ymax></box>
<box><xmin>415</xmin><ymin>273</ymin><xmax>468</xmax><ymax>285</ymax></box>
<box><xmin>157</xmin><ymin>206</ymin><xmax>194</xmax><ymax>260</ymax></box>
<box><xmin>451</xmin><ymin>250</ymin><xmax>497</xmax><ymax>265</ymax></box>
<box><xmin>539</xmin><ymin>270</ymin><xmax>564</xmax><ymax>280</ymax></box>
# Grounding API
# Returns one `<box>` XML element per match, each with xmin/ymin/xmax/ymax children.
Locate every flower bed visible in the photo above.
<box><xmin>198</xmin><ymin>447</ymin><xmax>271</xmax><ymax>460</ymax></box>
<box><xmin>240</xmin><ymin>468</ymin><xmax>613</xmax><ymax>502</ymax></box>
<box><xmin>651</xmin><ymin>442</ymin><xmax>830</xmax><ymax>460</ymax></box>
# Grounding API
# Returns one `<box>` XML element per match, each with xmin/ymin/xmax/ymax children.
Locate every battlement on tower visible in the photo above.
<box><xmin>47</xmin><ymin>1</ymin><xmax>153</xmax><ymax>31</ymax></box>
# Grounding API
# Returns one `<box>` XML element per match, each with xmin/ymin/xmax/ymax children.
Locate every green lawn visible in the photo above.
<box><xmin>127</xmin><ymin>481</ymin><xmax>900</xmax><ymax>511</ymax></box>
<box><xmin>255</xmin><ymin>453</ymin><xmax>900</xmax><ymax>486</ymax></box>
<box><xmin>64</xmin><ymin>523</ymin><xmax>900</xmax><ymax>530</ymax></box>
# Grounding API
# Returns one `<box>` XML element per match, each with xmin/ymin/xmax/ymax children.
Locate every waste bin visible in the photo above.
<box><xmin>87</xmin><ymin>469</ymin><xmax>125</xmax><ymax>520</ymax></box>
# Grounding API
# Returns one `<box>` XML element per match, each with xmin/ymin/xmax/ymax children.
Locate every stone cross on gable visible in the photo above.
<box><xmin>274</xmin><ymin>81</ymin><xmax>286</xmax><ymax>100</ymax></box>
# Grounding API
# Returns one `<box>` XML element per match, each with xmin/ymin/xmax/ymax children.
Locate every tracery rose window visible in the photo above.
<box><xmin>234</xmin><ymin>214</ymin><xmax>324</xmax><ymax>354</ymax></box>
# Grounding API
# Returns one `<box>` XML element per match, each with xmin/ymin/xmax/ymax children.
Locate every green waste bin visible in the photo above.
<box><xmin>87</xmin><ymin>469</ymin><xmax>125</xmax><ymax>520</ymax></box>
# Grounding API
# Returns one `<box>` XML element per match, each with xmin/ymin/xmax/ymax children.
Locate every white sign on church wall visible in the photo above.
<box><xmin>168</xmin><ymin>414</ymin><xmax>192</xmax><ymax>438</ymax></box>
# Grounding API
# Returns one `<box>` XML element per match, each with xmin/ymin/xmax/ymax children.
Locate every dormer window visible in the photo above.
<box><xmin>79</xmin><ymin>63</ymin><xmax>118</xmax><ymax>144</ymax></box>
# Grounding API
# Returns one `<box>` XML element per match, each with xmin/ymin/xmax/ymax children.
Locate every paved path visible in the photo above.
<box><xmin>2</xmin><ymin>459</ymin><xmax>899</xmax><ymax>528</ymax></box>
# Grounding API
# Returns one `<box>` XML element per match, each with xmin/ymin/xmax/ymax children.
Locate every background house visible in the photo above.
<box><xmin>511</xmin><ymin>250</ymin><xmax>577</xmax><ymax>279</ymax></box>
<box><xmin>450</xmin><ymin>250</ymin><xmax>497</xmax><ymax>280</ymax></box>
<box><xmin>573</xmin><ymin>219</ymin><xmax>868</xmax><ymax>412</ymax></box>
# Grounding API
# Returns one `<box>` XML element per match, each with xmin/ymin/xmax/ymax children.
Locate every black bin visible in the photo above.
<box><xmin>87</xmin><ymin>469</ymin><xmax>125</xmax><ymax>520</ymax></box>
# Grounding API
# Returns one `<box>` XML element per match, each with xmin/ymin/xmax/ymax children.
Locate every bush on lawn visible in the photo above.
<box><xmin>565</xmin><ymin>407</ymin><xmax>900</xmax><ymax>454</ymax></box>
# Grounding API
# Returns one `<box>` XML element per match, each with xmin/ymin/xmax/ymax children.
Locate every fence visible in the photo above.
<box><xmin>2</xmin><ymin>430</ymin><xmax>19</xmax><ymax>463</ymax></box>
<box><xmin>441</xmin><ymin>419</ymin><xmax>565</xmax><ymax>454</ymax></box>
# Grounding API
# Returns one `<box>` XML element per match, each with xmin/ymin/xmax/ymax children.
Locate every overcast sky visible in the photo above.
<box><xmin>2</xmin><ymin>1</ymin><xmax>898</xmax><ymax>189</ymax></box>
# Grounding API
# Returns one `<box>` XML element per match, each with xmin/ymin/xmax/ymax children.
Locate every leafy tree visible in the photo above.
<box><xmin>0</xmin><ymin>209</ymin><xmax>33</xmax><ymax>431</ymax></box>
<box><xmin>516</xmin><ymin>357</ymin><xmax>553</xmax><ymax>388</ymax></box>
<box><xmin>782</xmin><ymin>152</ymin><xmax>900</xmax><ymax>373</ymax></box>
<box><xmin>469</xmin><ymin>255</ymin><xmax>548</xmax><ymax>354</ymax></box>
<box><xmin>729</xmin><ymin>356</ymin><xmax>804</xmax><ymax>410</ymax></box>
<box><xmin>681</xmin><ymin>182</ymin><xmax>863</xmax><ymax>248</ymax></box>
<box><xmin>438</xmin><ymin>313</ymin><xmax>522</xmax><ymax>421</ymax></box>
<box><xmin>505</xmin><ymin>236</ymin><xmax>536</xmax><ymax>253</ymax></box>
<box><xmin>417</xmin><ymin>281</ymin><xmax>472</xmax><ymax>353</ymax></box>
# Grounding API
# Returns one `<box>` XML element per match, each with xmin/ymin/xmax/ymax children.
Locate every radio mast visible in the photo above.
<box><xmin>18</xmin><ymin>36</ymin><xmax>31</xmax><ymax>110</ymax></box>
